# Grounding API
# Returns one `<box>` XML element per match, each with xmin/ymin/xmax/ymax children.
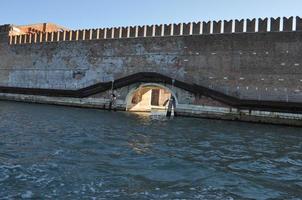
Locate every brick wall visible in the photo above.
<box><xmin>1</xmin><ymin>22</ymin><xmax>302</xmax><ymax>104</ymax></box>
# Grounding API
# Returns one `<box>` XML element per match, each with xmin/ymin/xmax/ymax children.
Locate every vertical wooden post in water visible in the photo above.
<box><xmin>166</xmin><ymin>98</ymin><xmax>173</xmax><ymax>117</ymax></box>
<box><xmin>166</xmin><ymin>96</ymin><xmax>177</xmax><ymax>118</ymax></box>
<box><xmin>167</xmin><ymin>78</ymin><xmax>177</xmax><ymax>118</ymax></box>
<box><xmin>109</xmin><ymin>80</ymin><xmax>116</xmax><ymax>111</ymax></box>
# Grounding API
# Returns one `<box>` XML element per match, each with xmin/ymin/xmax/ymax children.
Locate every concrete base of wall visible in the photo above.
<box><xmin>177</xmin><ymin>104</ymin><xmax>302</xmax><ymax>126</ymax></box>
<box><xmin>0</xmin><ymin>93</ymin><xmax>301</xmax><ymax>126</ymax></box>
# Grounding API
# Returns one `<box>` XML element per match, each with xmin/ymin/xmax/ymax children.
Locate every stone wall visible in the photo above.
<box><xmin>1</xmin><ymin>28</ymin><xmax>302</xmax><ymax>103</ymax></box>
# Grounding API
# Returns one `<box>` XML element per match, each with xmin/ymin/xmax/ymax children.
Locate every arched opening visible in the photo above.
<box><xmin>126</xmin><ymin>83</ymin><xmax>177</xmax><ymax>114</ymax></box>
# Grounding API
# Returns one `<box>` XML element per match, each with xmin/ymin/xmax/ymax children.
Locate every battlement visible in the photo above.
<box><xmin>7</xmin><ymin>16</ymin><xmax>302</xmax><ymax>45</ymax></box>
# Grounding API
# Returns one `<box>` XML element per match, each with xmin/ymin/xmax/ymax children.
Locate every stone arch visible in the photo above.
<box><xmin>125</xmin><ymin>83</ymin><xmax>178</xmax><ymax>111</ymax></box>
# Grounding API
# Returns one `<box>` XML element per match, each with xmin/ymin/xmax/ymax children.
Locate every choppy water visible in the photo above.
<box><xmin>0</xmin><ymin>101</ymin><xmax>301</xmax><ymax>199</ymax></box>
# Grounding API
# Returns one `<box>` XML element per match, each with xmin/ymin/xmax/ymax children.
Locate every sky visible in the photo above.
<box><xmin>0</xmin><ymin>0</ymin><xmax>301</xmax><ymax>29</ymax></box>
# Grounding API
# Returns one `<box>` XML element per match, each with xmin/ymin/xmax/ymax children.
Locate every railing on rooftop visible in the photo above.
<box><xmin>7</xmin><ymin>16</ymin><xmax>302</xmax><ymax>45</ymax></box>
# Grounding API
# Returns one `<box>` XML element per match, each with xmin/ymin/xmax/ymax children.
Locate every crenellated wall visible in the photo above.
<box><xmin>1</xmin><ymin>17</ymin><xmax>302</xmax><ymax>125</ymax></box>
<box><xmin>7</xmin><ymin>17</ymin><xmax>302</xmax><ymax>45</ymax></box>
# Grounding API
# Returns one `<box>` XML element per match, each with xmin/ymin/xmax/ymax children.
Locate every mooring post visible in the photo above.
<box><xmin>172</xmin><ymin>79</ymin><xmax>177</xmax><ymax>117</ymax></box>
<box><xmin>108</xmin><ymin>80</ymin><xmax>116</xmax><ymax>111</ymax></box>
<box><xmin>166</xmin><ymin>79</ymin><xmax>177</xmax><ymax>117</ymax></box>
<box><xmin>166</xmin><ymin>98</ymin><xmax>172</xmax><ymax>117</ymax></box>
<box><xmin>166</xmin><ymin>96</ymin><xmax>177</xmax><ymax>117</ymax></box>
<box><xmin>173</xmin><ymin>96</ymin><xmax>177</xmax><ymax>117</ymax></box>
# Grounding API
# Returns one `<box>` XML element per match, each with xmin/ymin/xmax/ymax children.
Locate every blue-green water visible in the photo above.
<box><xmin>0</xmin><ymin>101</ymin><xmax>301</xmax><ymax>199</ymax></box>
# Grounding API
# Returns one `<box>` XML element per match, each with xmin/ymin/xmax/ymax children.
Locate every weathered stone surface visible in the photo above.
<box><xmin>224</xmin><ymin>20</ymin><xmax>232</xmax><ymax>33</ymax></box>
<box><xmin>246</xmin><ymin>19</ymin><xmax>256</xmax><ymax>32</ymax></box>
<box><xmin>235</xmin><ymin>19</ymin><xmax>244</xmax><ymax>33</ymax></box>
<box><xmin>213</xmin><ymin>21</ymin><xmax>222</xmax><ymax>34</ymax></box>
<box><xmin>258</xmin><ymin>18</ymin><xmax>268</xmax><ymax>32</ymax></box>
<box><xmin>1</xmin><ymin>26</ymin><xmax>302</xmax><ymax>104</ymax></box>
<box><xmin>271</xmin><ymin>17</ymin><xmax>281</xmax><ymax>32</ymax></box>
<box><xmin>283</xmin><ymin>17</ymin><xmax>293</xmax><ymax>31</ymax></box>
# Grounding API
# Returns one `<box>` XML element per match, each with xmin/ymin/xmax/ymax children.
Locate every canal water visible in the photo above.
<box><xmin>0</xmin><ymin>101</ymin><xmax>301</xmax><ymax>200</ymax></box>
